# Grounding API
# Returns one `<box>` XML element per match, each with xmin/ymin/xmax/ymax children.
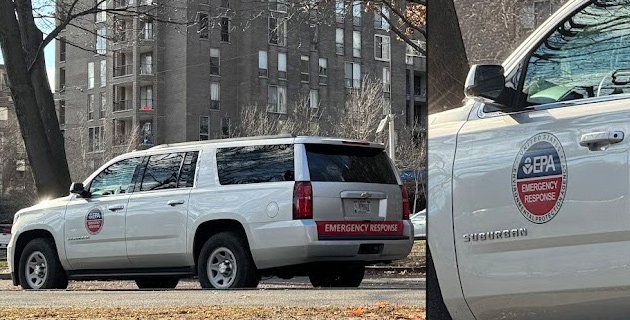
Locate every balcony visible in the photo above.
<box><xmin>113</xmin><ymin>64</ymin><xmax>133</xmax><ymax>78</ymax></box>
<box><xmin>113</xmin><ymin>100</ymin><xmax>133</xmax><ymax>112</ymax></box>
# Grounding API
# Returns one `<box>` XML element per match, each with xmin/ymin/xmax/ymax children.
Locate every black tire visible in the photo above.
<box><xmin>308</xmin><ymin>264</ymin><xmax>365</xmax><ymax>288</ymax></box>
<box><xmin>18</xmin><ymin>238</ymin><xmax>68</xmax><ymax>290</ymax></box>
<box><xmin>197</xmin><ymin>232</ymin><xmax>260</xmax><ymax>289</ymax></box>
<box><xmin>135</xmin><ymin>277</ymin><xmax>179</xmax><ymax>289</ymax></box>
<box><xmin>427</xmin><ymin>247</ymin><xmax>453</xmax><ymax>320</ymax></box>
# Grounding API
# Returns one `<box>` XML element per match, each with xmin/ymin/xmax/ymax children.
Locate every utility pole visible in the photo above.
<box><xmin>387</xmin><ymin>34</ymin><xmax>395</xmax><ymax>162</ymax></box>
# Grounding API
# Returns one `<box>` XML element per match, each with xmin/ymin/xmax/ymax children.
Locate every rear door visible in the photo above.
<box><xmin>126</xmin><ymin>151</ymin><xmax>198</xmax><ymax>267</ymax></box>
<box><xmin>304</xmin><ymin>143</ymin><xmax>405</xmax><ymax>240</ymax></box>
<box><xmin>453</xmin><ymin>2</ymin><xmax>630</xmax><ymax>318</ymax></box>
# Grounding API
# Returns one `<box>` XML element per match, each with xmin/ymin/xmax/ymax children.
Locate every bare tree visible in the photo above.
<box><xmin>335</xmin><ymin>76</ymin><xmax>387</xmax><ymax>142</ymax></box>
<box><xmin>395</xmin><ymin>124</ymin><xmax>426</xmax><ymax>212</ymax></box>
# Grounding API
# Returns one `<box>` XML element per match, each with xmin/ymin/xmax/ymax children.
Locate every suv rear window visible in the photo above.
<box><xmin>217</xmin><ymin>144</ymin><xmax>294</xmax><ymax>185</ymax></box>
<box><xmin>305</xmin><ymin>144</ymin><xmax>397</xmax><ymax>184</ymax></box>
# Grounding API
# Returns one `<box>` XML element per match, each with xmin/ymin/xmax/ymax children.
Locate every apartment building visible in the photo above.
<box><xmin>55</xmin><ymin>0</ymin><xmax>427</xmax><ymax>179</ymax></box>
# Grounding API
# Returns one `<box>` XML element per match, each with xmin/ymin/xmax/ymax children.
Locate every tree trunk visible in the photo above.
<box><xmin>427</xmin><ymin>0</ymin><xmax>469</xmax><ymax>113</ymax></box>
<box><xmin>0</xmin><ymin>0</ymin><xmax>72</xmax><ymax>198</ymax></box>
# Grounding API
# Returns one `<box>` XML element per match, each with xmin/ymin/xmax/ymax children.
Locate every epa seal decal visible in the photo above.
<box><xmin>512</xmin><ymin>133</ymin><xmax>567</xmax><ymax>224</ymax></box>
<box><xmin>85</xmin><ymin>209</ymin><xmax>104</xmax><ymax>234</ymax></box>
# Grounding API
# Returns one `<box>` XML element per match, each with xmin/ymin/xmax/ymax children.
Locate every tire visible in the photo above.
<box><xmin>427</xmin><ymin>247</ymin><xmax>453</xmax><ymax>320</ymax></box>
<box><xmin>18</xmin><ymin>238</ymin><xmax>68</xmax><ymax>290</ymax></box>
<box><xmin>308</xmin><ymin>264</ymin><xmax>365</xmax><ymax>288</ymax></box>
<box><xmin>197</xmin><ymin>232</ymin><xmax>260</xmax><ymax>289</ymax></box>
<box><xmin>135</xmin><ymin>277</ymin><xmax>179</xmax><ymax>289</ymax></box>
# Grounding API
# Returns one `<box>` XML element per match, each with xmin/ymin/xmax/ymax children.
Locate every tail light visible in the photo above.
<box><xmin>401</xmin><ymin>185</ymin><xmax>410</xmax><ymax>220</ymax></box>
<box><xmin>293</xmin><ymin>182</ymin><xmax>313</xmax><ymax>219</ymax></box>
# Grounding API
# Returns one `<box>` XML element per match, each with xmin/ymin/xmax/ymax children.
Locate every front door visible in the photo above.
<box><xmin>64</xmin><ymin>157</ymin><xmax>143</xmax><ymax>270</ymax></box>
<box><xmin>453</xmin><ymin>2</ymin><xmax>630</xmax><ymax>318</ymax></box>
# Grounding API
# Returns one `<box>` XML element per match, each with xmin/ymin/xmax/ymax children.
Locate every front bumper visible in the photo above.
<box><xmin>6</xmin><ymin>238</ymin><xmax>16</xmax><ymax>286</ymax></box>
<box><xmin>249</xmin><ymin>220</ymin><xmax>415</xmax><ymax>270</ymax></box>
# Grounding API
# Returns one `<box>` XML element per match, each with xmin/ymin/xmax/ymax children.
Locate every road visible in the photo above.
<box><xmin>0</xmin><ymin>275</ymin><xmax>424</xmax><ymax>308</ymax></box>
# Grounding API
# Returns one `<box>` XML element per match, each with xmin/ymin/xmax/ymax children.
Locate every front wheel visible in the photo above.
<box><xmin>197</xmin><ymin>232</ymin><xmax>260</xmax><ymax>289</ymax></box>
<box><xmin>309</xmin><ymin>264</ymin><xmax>365</xmax><ymax>288</ymax></box>
<box><xmin>18</xmin><ymin>238</ymin><xmax>68</xmax><ymax>290</ymax></box>
<box><xmin>135</xmin><ymin>277</ymin><xmax>179</xmax><ymax>289</ymax></box>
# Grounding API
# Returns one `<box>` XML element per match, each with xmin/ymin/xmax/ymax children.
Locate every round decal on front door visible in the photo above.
<box><xmin>85</xmin><ymin>209</ymin><xmax>104</xmax><ymax>234</ymax></box>
<box><xmin>511</xmin><ymin>132</ymin><xmax>568</xmax><ymax>224</ymax></box>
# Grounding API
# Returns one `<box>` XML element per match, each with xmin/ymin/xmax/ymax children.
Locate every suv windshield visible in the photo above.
<box><xmin>305</xmin><ymin>144</ymin><xmax>397</xmax><ymax>184</ymax></box>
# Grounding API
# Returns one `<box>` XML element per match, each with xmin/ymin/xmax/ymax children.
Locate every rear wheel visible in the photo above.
<box><xmin>309</xmin><ymin>264</ymin><xmax>365</xmax><ymax>288</ymax></box>
<box><xmin>18</xmin><ymin>238</ymin><xmax>68</xmax><ymax>290</ymax></box>
<box><xmin>197</xmin><ymin>232</ymin><xmax>260</xmax><ymax>289</ymax></box>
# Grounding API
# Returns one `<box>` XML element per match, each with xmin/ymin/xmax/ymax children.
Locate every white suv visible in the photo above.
<box><xmin>8</xmin><ymin>135</ymin><xmax>413</xmax><ymax>289</ymax></box>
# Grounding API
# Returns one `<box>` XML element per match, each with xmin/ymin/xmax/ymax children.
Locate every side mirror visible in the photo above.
<box><xmin>69</xmin><ymin>183</ymin><xmax>91</xmax><ymax>198</ymax></box>
<box><xmin>464</xmin><ymin>64</ymin><xmax>505</xmax><ymax>101</ymax></box>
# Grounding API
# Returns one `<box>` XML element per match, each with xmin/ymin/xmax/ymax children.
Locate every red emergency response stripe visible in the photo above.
<box><xmin>316</xmin><ymin>221</ymin><xmax>404</xmax><ymax>239</ymax></box>
<box><xmin>516</xmin><ymin>175</ymin><xmax>563</xmax><ymax>216</ymax></box>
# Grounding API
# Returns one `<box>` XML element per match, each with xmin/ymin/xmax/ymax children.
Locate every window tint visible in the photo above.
<box><xmin>178</xmin><ymin>151</ymin><xmax>199</xmax><ymax>188</ymax></box>
<box><xmin>89</xmin><ymin>157</ymin><xmax>143</xmax><ymax>197</ymax></box>
<box><xmin>523</xmin><ymin>1</ymin><xmax>630</xmax><ymax>105</ymax></box>
<box><xmin>217</xmin><ymin>144</ymin><xmax>294</xmax><ymax>185</ymax></box>
<box><xmin>141</xmin><ymin>153</ymin><xmax>184</xmax><ymax>191</ymax></box>
<box><xmin>305</xmin><ymin>144</ymin><xmax>397</xmax><ymax>184</ymax></box>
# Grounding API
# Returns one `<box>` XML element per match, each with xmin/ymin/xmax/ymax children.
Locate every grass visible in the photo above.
<box><xmin>0</xmin><ymin>261</ymin><xmax>6</xmax><ymax>268</ymax></box>
<box><xmin>0</xmin><ymin>303</ymin><xmax>425</xmax><ymax>320</ymax></box>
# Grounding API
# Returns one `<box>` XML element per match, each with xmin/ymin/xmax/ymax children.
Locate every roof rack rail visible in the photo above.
<box><xmin>150</xmin><ymin>134</ymin><xmax>295</xmax><ymax>149</ymax></box>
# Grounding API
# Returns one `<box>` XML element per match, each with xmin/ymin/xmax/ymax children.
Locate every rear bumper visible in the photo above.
<box><xmin>249</xmin><ymin>220</ymin><xmax>415</xmax><ymax>269</ymax></box>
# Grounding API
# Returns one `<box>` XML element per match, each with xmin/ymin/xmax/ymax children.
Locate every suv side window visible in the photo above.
<box><xmin>216</xmin><ymin>144</ymin><xmax>294</xmax><ymax>185</ymax></box>
<box><xmin>522</xmin><ymin>1</ymin><xmax>630</xmax><ymax>105</ymax></box>
<box><xmin>140</xmin><ymin>153</ymin><xmax>184</xmax><ymax>191</ymax></box>
<box><xmin>178</xmin><ymin>151</ymin><xmax>199</xmax><ymax>188</ymax></box>
<box><xmin>89</xmin><ymin>157</ymin><xmax>143</xmax><ymax>197</ymax></box>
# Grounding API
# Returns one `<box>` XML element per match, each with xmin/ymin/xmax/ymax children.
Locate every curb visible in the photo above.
<box><xmin>366</xmin><ymin>266</ymin><xmax>426</xmax><ymax>273</ymax></box>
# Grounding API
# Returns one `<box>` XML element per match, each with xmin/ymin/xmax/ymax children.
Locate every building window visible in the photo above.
<box><xmin>269</xmin><ymin>0</ymin><xmax>287</xmax><ymax>13</ymax></box>
<box><xmin>197</xmin><ymin>12</ymin><xmax>209</xmax><ymax>39</ymax></box>
<box><xmin>96</xmin><ymin>0</ymin><xmax>107</xmax><ymax>23</ymax></box>
<box><xmin>140</xmin><ymin>86</ymin><xmax>153</xmax><ymax>110</ymax></box>
<box><xmin>199</xmin><ymin>116</ymin><xmax>209</xmax><ymax>140</ymax></box>
<box><xmin>88</xmin><ymin>127</ymin><xmax>104</xmax><ymax>152</ymax></box>
<box><xmin>100</xmin><ymin>60</ymin><xmax>107</xmax><ymax>87</ymax></box>
<box><xmin>335</xmin><ymin>28</ymin><xmax>344</xmax><ymax>55</ymax></box>
<box><xmin>300</xmin><ymin>55</ymin><xmax>309</xmax><ymax>83</ymax></box>
<box><xmin>335</xmin><ymin>0</ymin><xmax>344</xmax><ymax>23</ymax></box>
<box><xmin>142</xmin><ymin>19</ymin><xmax>154</xmax><ymax>40</ymax></box>
<box><xmin>96</xmin><ymin>27</ymin><xmax>106</xmax><ymax>55</ymax></box>
<box><xmin>383</xmin><ymin>66</ymin><xmax>391</xmax><ymax>93</ymax></box>
<box><xmin>59</xmin><ymin>37</ymin><xmax>66</xmax><ymax>62</ymax></box>
<box><xmin>278</xmin><ymin>52</ymin><xmax>287</xmax><ymax>79</ymax></box>
<box><xmin>88</xmin><ymin>62</ymin><xmax>95</xmax><ymax>89</ymax></box>
<box><xmin>344</xmin><ymin>62</ymin><xmax>360</xmax><ymax>89</ymax></box>
<box><xmin>99</xmin><ymin>92</ymin><xmax>106</xmax><ymax>118</ymax></box>
<box><xmin>374</xmin><ymin>34</ymin><xmax>391</xmax><ymax>61</ymax></box>
<box><xmin>269</xmin><ymin>17</ymin><xmax>287</xmax><ymax>46</ymax></box>
<box><xmin>220</xmin><ymin>17</ymin><xmax>230</xmax><ymax>42</ymax></box>
<box><xmin>221</xmin><ymin>117</ymin><xmax>231</xmax><ymax>137</ymax></box>
<box><xmin>87</xmin><ymin>94</ymin><xmax>95</xmax><ymax>120</ymax></box>
<box><xmin>352</xmin><ymin>31</ymin><xmax>361</xmax><ymax>57</ymax></box>
<box><xmin>318</xmin><ymin>58</ymin><xmax>328</xmax><ymax>85</ymax></box>
<box><xmin>210</xmin><ymin>82</ymin><xmax>220</xmax><ymax>109</ymax></box>
<box><xmin>58</xmin><ymin>100</ymin><xmax>65</xmax><ymax>125</ymax></box>
<box><xmin>309</xmin><ymin>89</ymin><xmax>319</xmax><ymax>109</ymax></box>
<box><xmin>140</xmin><ymin>120</ymin><xmax>153</xmax><ymax>145</ymax></box>
<box><xmin>267</xmin><ymin>85</ymin><xmax>287</xmax><ymax>113</ymax></box>
<box><xmin>259</xmin><ymin>50</ymin><xmax>268</xmax><ymax>77</ymax></box>
<box><xmin>59</xmin><ymin>67</ymin><xmax>66</xmax><ymax>92</ymax></box>
<box><xmin>140</xmin><ymin>53</ymin><xmax>153</xmax><ymax>75</ymax></box>
<box><xmin>0</xmin><ymin>107</ymin><xmax>8</xmax><ymax>121</ymax></box>
<box><xmin>374</xmin><ymin>6</ymin><xmax>390</xmax><ymax>30</ymax></box>
<box><xmin>210</xmin><ymin>48</ymin><xmax>220</xmax><ymax>76</ymax></box>
<box><xmin>352</xmin><ymin>1</ymin><xmax>361</xmax><ymax>26</ymax></box>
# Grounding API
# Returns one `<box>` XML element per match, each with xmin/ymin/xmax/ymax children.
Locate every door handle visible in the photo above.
<box><xmin>167</xmin><ymin>200</ymin><xmax>185</xmax><ymax>206</ymax></box>
<box><xmin>107</xmin><ymin>205</ymin><xmax>125</xmax><ymax>212</ymax></box>
<box><xmin>579</xmin><ymin>131</ymin><xmax>624</xmax><ymax>151</ymax></box>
